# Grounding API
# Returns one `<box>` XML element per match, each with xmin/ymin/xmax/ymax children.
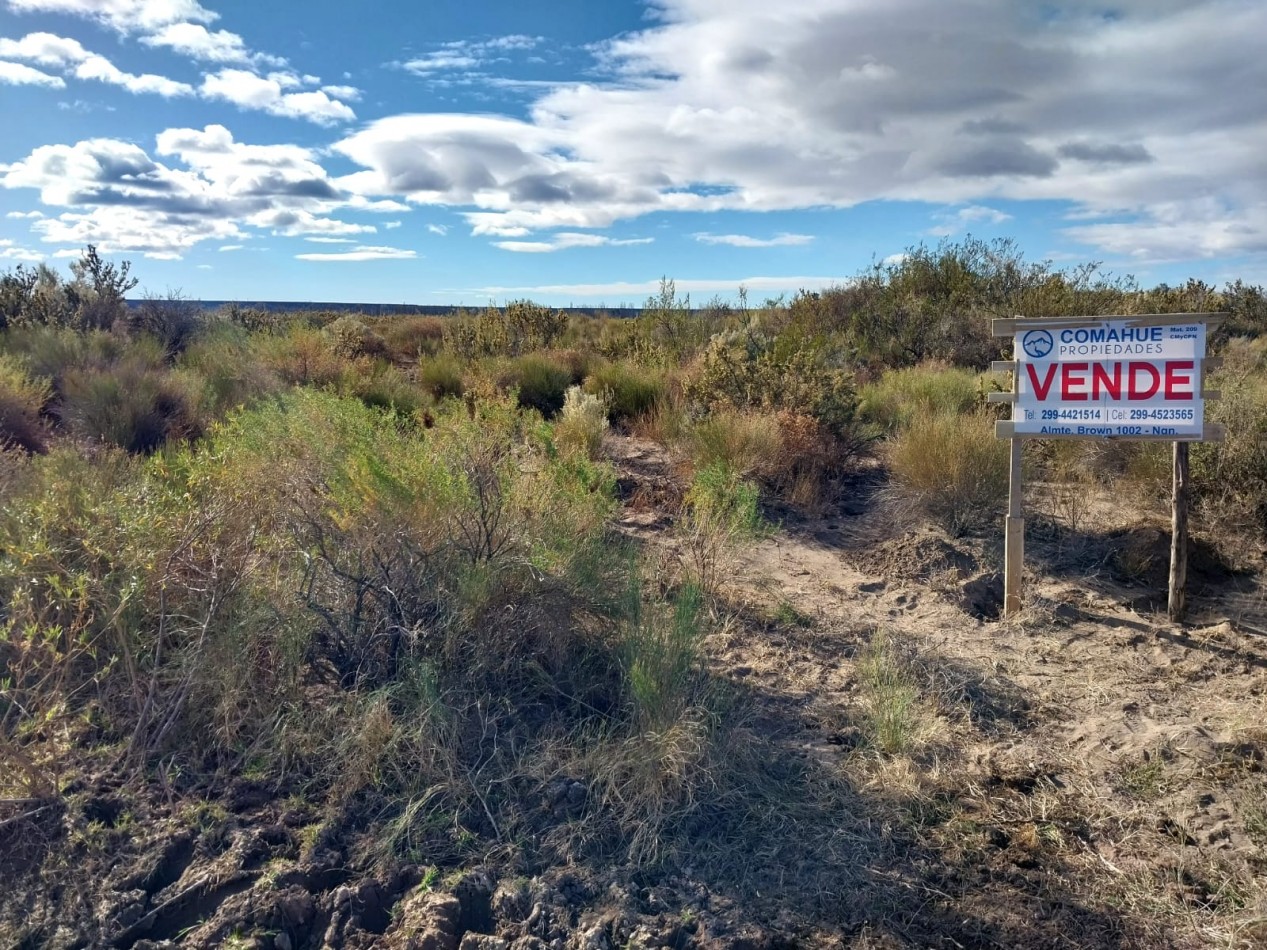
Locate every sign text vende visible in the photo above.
<box><xmin>1012</xmin><ymin>320</ymin><xmax>1205</xmax><ymax>438</ymax></box>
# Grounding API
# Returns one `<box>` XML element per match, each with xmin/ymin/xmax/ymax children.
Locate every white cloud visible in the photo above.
<box><xmin>320</xmin><ymin>83</ymin><xmax>360</xmax><ymax>100</ymax></box>
<box><xmin>332</xmin><ymin>0</ymin><xmax>1267</xmax><ymax>265</ymax></box>
<box><xmin>6</xmin><ymin>209</ymin><xmax>45</xmax><ymax>218</ymax></box>
<box><xmin>5</xmin><ymin>0</ymin><xmax>217</xmax><ymax>33</ymax></box>
<box><xmin>693</xmin><ymin>232</ymin><xmax>814</xmax><ymax>248</ymax></box>
<box><xmin>0</xmin><ymin>59</ymin><xmax>65</xmax><ymax>86</ymax></box>
<box><xmin>473</xmin><ymin>275</ymin><xmax>848</xmax><ymax>298</ymax></box>
<box><xmin>74</xmin><ymin>53</ymin><xmax>192</xmax><ymax>96</ymax></box>
<box><xmin>400</xmin><ymin>35</ymin><xmax>541</xmax><ymax>76</ymax></box>
<box><xmin>928</xmin><ymin>204</ymin><xmax>1013</xmax><ymax>236</ymax></box>
<box><xmin>1</xmin><ymin>243</ymin><xmax>45</xmax><ymax>261</ymax></box>
<box><xmin>201</xmin><ymin>68</ymin><xmax>355</xmax><ymax>124</ymax></box>
<box><xmin>493</xmin><ymin>231</ymin><xmax>653</xmax><ymax>253</ymax></box>
<box><xmin>140</xmin><ymin>22</ymin><xmax>258</xmax><ymax>64</ymax></box>
<box><xmin>384</xmin><ymin>220</ymin><xmax>402</xmax><ymax>229</ymax></box>
<box><xmin>303</xmin><ymin>236</ymin><xmax>355</xmax><ymax>243</ymax></box>
<box><xmin>0</xmin><ymin>31</ymin><xmax>88</xmax><ymax>65</ymax></box>
<box><xmin>218</xmin><ymin>244</ymin><xmax>243</xmax><ymax>251</ymax></box>
<box><xmin>295</xmin><ymin>245</ymin><xmax>416</xmax><ymax>262</ymax></box>
<box><xmin>426</xmin><ymin>223</ymin><xmax>446</xmax><ymax>235</ymax></box>
<box><xmin>0</xmin><ymin>126</ymin><xmax>381</xmax><ymax>258</ymax></box>
<box><xmin>0</xmin><ymin>31</ymin><xmax>192</xmax><ymax>96</ymax></box>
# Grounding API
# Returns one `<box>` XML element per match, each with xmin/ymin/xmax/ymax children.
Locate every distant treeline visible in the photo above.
<box><xmin>126</xmin><ymin>300</ymin><xmax>647</xmax><ymax>318</ymax></box>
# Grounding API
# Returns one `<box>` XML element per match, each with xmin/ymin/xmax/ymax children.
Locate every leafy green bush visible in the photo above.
<box><xmin>889</xmin><ymin>410</ymin><xmax>1008</xmax><ymax>535</ymax></box>
<box><xmin>685</xmin><ymin>326</ymin><xmax>857</xmax><ymax>437</ymax></box>
<box><xmin>0</xmin><ymin>354</ymin><xmax>50</xmax><ymax>452</ymax></box>
<box><xmin>583</xmin><ymin>361</ymin><xmax>666</xmax><ymax>422</ymax></box>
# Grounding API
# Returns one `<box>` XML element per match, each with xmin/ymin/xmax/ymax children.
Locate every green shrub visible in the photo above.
<box><xmin>680</xmin><ymin>461</ymin><xmax>763</xmax><ymax>592</ymax></box>
<box><xmin>502</xmin><ymin>353</ymin><xmax>574</xmax><ymax>417</ymax></box>
<box><xmin>177</xmin><ymin>324</ymin><xmax>280</xmax><ymax>419</ymax></box>
<box><xmin>418</xmin><ymin>354</ymin><xmax>465</xmax><ymax>400</ymax></box>
<box><xmin>889</xmin><ymin>410</ymin><xmax>1008</xmax><ymax>536</ymax></box>
<box><xmin>60</xmin><ymin>357</ymin><xmax>202</xmax><ymax>453</ymax></box>
<box><xmin>1194</xmin><ymin>337</ymin><xmax>1267</xmax><ymax>539</ymax></box>
<box><xmin>858</xmin><ymin>362</ymin><xmax>982</xmax><ymax>433</ymax></box>
<box><xmin>685</xmin><ymin>326</ymin><xmax>857</xmax><ymax>437</ymax></box>
<box><xmin>0</xmin><ymin>354</ymin><xmax>50</xmax><ymax>452</ymax></box>
<box><xmin>583</xmin><ymin>361</ymin><xmax>666</xmax><ymax>422</ymax></box>
<box><xmin>345</xmin><ymin>361</ymin><xmax>430</xmax><ymax>416</ymax></box>
<box><xmin>554</xmin><ymin>385</ymin><xmax>609</xmax><ymax>460</ymax></box>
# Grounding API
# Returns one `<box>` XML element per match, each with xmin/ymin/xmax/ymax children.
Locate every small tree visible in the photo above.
<box><xmin>69</xmin><ymin>244</ymin><xmax>138</xmax><ymax>330</ymax></box>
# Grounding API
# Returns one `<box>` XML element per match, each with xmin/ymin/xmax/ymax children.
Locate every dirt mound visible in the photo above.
<box><xmin>851</xmin><ymin>530</ymin><xmax>979</xmax><ymax>583</ymax></box>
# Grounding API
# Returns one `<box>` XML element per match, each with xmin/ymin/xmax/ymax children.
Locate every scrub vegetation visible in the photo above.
<box><xmin>2</xmin><ymin>239</ymin><xmax>1266</xmax><ymax>949</ymax></box>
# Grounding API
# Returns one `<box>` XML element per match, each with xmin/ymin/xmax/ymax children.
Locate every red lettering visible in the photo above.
<box><xmin>1025</xmin><ymin>362</ymin><xmax>1058</xmax><ymax>400</ymax></box>
<box><xmin>1061</xmin><ymin>362</ymin><xmax>1089</xmax><ymax>401</ymax></box>
<box><xmin>1091</xmin><ymin>362</ymin><xmax>1121</xmax><ymax>399</ymax></box>
<box><xmin>1164</xmin><ymin>360</ymin><xmax>1194</xmax><ymax>400</ymax></box>
<box><xmin>1127</xmin><ymin>362</ymin><xmax>1160</xmax><ymax>399</ymax></box>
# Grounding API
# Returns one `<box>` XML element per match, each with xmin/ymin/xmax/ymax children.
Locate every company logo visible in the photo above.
<box><xmin>1021</xmin><ymin>330</ymin><xmax>1054</xmax><ymax>360</ymax></box>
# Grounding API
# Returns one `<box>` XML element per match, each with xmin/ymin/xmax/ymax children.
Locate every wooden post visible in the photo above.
<box><xmin>1004</xmin><ymin>437</ymin><xmax>1024</xmax><ymax>617</ymax></box>
<box><xmin>1168</xmin><ymin>441</ymin><xmax>1189</xmax><ymax>622</ymax></box>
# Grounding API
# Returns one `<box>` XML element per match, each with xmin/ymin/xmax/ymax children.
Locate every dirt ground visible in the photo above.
<box><xmin>3</xmin><ymin>434</ymin><xmax>1265</xmax><ymax>949</ymax></box>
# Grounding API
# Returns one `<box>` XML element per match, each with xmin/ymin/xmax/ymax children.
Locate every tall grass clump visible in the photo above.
<box><xmin>889</xmin><ymin>410</ymin><xmax>1008</xmax><ymax>536</ymax></box>
<box><xmin>501</xmin><ymin>353</ymin><xmax>574</xmax><ymax>417</ymax></box>
<box><xmin>858</xmin><ymin>362</ymin><xmax>983</xmax><ymax>434</ymax></box>
<box><xmin>857</xmin><ymin>634</ymin><xmax>932</xmax><ymax>756</ymax></box>
<box><xmin>583</xmin><ymin>362</ymin><xmax>666</xmax><ymax>423</ymax></box>
<box><xmin>684</xmin><ymin>410</ymin><xmax>783</xmax><ymax>477</ymax></box>
<box><xmin>418</xmin><ymin>353</ymin><xmax>465</xmax><ymax>400</ymax></box>
<box><xmin>0</xmin><ymin>354</ymin><xmax>50</xmax><ymax>452</ymax></box>
<box><xmin>176</xmin><ymin>323</ymin><xmax>280</xmax><ymax>418</ymax></box>
<box><xmin>680</xmin><ymin>462</ymin><xmax>763</xmax><ymax>594</ymax></box>
<box><xmin>554</xmin><ymin>385</ymin><xmax>609</xmax><ymax>460</ymax></box>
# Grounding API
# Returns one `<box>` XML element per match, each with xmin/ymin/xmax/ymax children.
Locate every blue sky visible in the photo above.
<box><xmin>1</xmin><ymin>0</ymin><xmax>1264</xmax><ymax>306</ymax></box>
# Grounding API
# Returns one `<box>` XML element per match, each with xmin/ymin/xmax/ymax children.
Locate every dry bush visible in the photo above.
<box><xmin>497</xmin><ymin>353</ymin><xmax>574</xmax><ymax>417</ymax></box>
<box><xmin>380</xmin><ymin>315</ymin><xmax>446</xmax><ymax>360</ymax></box>
<box><xmin>684</xmin><ymin>409</ymin><xmax>783</xmax><ymax>477</ymax></box>
<box><xmin>554</xmin><ymin>386</ymin><xmax>609</xmax><ymax>460</ymax></box>
<box><xmin>0</xmin><ymin>354</ymin><xmax>50</xmax><ymax>452</ymax></box>
<box><xmin>889</xmin><ymin>409</ymin><xmax>1009</xmax><ymax>536</ymax></box>
<box><xmin>256</xmin><ymin>326</ymin><xmax>349</xmax><ymax>387</ymax></box>
<box><xmin>325</xmin><ymin>315</ymin><xmax>388</xmax><ymax>360</ymax></box>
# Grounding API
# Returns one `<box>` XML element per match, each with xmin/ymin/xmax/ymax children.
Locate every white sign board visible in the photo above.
<box><xmin>1012</xmin><ymin>320</ymin><xmax>1206</xmax><ymax>439</ymax></box>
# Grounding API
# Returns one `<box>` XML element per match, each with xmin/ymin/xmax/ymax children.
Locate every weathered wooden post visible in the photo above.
<box><xmin>1168</xmin><ymin>441</ymin><xmax>1190</xmax><ymax>622</ymax></box>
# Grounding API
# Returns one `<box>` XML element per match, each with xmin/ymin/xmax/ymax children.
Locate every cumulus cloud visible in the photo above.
<box><xmin>1</xmin><ymin>31</ymin><xmax>192</xmax><ymax>96</ymax></box>
<box><xmin>6</xmin><ymin>209</ymin><xmax>45</xmax><ymax>218</ymax></box>
<box><xmin>201</xmin><ymin>68</ymin><xmax>356</xmax><ymax>124</ymax></box>
<box><xmin>295</xmin><ymin>245</ymin><xmax>416</xmax><ymax>262</ymax></box>
<box><xmin>140</xmin><ymin>22</ymin><xmax>256</xmax><ymax>64</ymax></box>
<box><xmin>330</xmin><ymin>0</ymin><xmax>1267</xmax><ymax>263</ymax></box>
<box><xmin>493</xmin><ymin>232</ymin><xmax>653</xmax><ymax>253</ymax></box>
<box><xmin>0</xmin><ymin>125</ymin><xmax>385</xmax><ymax>257</ymax></box>
<box><xmin>693</xmin><ymin>232</ymin><xmax>813</xmax><ymax>248</ymax></box>
<box><xmin>5</xmin><ymin>0</ymin><xmax>217</xmax><ymax>33</ymax></box>
<box><xmin>0</xmin><ymin>59</ymin><xmax>64</xmax><ymax>86</ymax></box>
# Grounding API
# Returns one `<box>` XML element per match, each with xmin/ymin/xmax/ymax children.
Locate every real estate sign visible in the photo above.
<box><xmin>1010</xmin><ymin>318</ymin><xmax>1206</xmax><ymax>439</ymax></box>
